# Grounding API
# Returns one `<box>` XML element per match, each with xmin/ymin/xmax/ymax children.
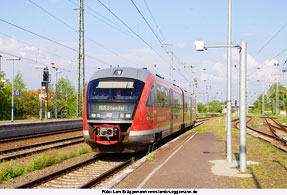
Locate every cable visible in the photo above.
<box><xmin>130</xmin><ymin>0</ymin><xmax>164</xmax><ymax>46</ymax></box>
<box><xmin>0</xmin><ymin>18</ymin><xmax>109</xmax><ymax>65</ymax></box>
<box><xmin>248</xmin><ymin>47</ymin><xmax>287</xmax><ymax>78</ymax></box>
<box><xmin>143</xmin><ymin>0</ymin><xmax>168</xmax><ymax>44</ymax></box>
<box><xmin>97</xmin><ymin>0</ymin><xmax>169</xmax><ymax>65</ymax></box>
<box><xmin>0</xmin><ymin>50</ymin><xmax>77</xmax><ymax>76</ymax></box>
<box><xmin>29</xmin><ymin>0</ymin><xmax>141</xmax><ymax>66</ymax></box>
<box><xmin>28</xmin><ymin>0</ymin><xmax>76</xmax><ymax>32</ymax></box>
<box><xmin>67</xmin><ymin>0</ymin><xmax>135</xmax><ymax>38</ymax></box>
<box><xmin>255</xmin><ymin>23</ymin><xmax>287</xmax><ymax>57</ymax></box>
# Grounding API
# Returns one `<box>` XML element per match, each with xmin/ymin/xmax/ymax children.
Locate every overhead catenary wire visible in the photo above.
<box><xmin>255</xmin><ymin>23</ymin><xmax>287</xmax><ymax>57</ymax></box>
<box><xmin>248</xmin><ymin>47</ymin><xmax>287</xmax><ymax>79</ymax></box>
<box><xmin>143</xmin><ymin>0</ymin><xmax>168</xmax><ymax>44</ymax></box>
<box><xmin>0</xmin><ymin>49</ymin><xmax>77</xmax><ymax>76</ymax></box>
<box><xmin>0</xmin><ymin>18</ymin><xmax>109</xmax><ymax>65</ymax></box>
<box><xmin>30</xmin><ymin>0</ymin><xmax>141</xmax><ymax>67</ymax></box>
<box><xmin>129</xmin><ymin>0</ymin><xmax>192</xmax><ymax>87</ymax></box>
<box><xmin>96</xmin><ymin>0</ymin><xmax>170</xmax><ymax>65</ymax></box>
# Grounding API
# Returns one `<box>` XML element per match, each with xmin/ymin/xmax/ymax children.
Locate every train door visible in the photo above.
<box><xmin>170</xmin><ymin>89</ymin><xmax>173</xmax><ymax>133</ymax></box>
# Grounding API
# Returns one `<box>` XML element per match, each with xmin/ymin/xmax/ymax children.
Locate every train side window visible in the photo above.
<box><xmin>146</xmin><ymin>85</ymin><xmax>155</xmax><ymax>107</ymax></box>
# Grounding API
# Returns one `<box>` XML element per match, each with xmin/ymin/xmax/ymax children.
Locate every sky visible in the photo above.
<box><xmin>0</xmin><ymin>0</ymin><xmax>287</xmax><ymax>105</ymax></box>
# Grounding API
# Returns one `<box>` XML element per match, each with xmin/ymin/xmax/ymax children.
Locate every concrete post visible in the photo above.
<box><xmin>240</xmin><ymin>41</ymin><xmax>247</xmax><ymax>172</ymax></box>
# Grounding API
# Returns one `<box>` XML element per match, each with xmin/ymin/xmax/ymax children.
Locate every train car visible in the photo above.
<box><xmin>83</xmin><ymin>67</ymin><xmax>196</xmax><ymax>153</ymax></box>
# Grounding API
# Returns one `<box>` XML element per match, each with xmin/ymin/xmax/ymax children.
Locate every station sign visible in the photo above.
<box><xmin>14</xmin><ymin>90</ymin><xmax>20</xmax><ymax>96</ymax></box>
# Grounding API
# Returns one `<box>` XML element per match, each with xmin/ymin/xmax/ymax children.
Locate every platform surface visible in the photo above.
<box><xmin>115</xmin><ymin>131</ymin><xmax>240</xmax><ymax>188</ymax></box>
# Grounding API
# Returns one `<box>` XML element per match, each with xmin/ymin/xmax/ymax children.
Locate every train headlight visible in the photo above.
<box><xmin>91</xmin><ymin>113</ymin><xmax>96</xmax><ymax>118</ymax></box>
<box><xmin>125</xmin><ymin>113</ymin><xmax>131</xmax><ymax>118</ymax></box>
<box><xmin>120</xmin><ymin>113</ymin><xmax>124</xmax><ymax>118</ymax></box>
<box><xmin>96</xmin><ymin>113</ymin><xmax>101</xmax><ymax>118</ymax></box>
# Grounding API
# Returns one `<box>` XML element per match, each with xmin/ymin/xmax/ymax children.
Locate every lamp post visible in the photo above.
<box><xmin>195</xmin><ymin>41</ymin><xmax>247</xmax><ymax>172</ymax></box>
<box><xmin>35</xmin><ymin>65</ymin><xmax>47</xmax><ymax>120</ymax></box>
<box><xmin>6</xmin><ymin>57</ymin><xmax>21</xmax><ymax>122</ymax></box>
<box><xmin>51</xmin><ymin>63</ymin><xmax>61</xmax><ymax>119</ymax></box>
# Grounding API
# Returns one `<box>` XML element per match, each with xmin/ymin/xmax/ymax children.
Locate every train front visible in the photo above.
<box><xmin>83</xmin><ymin>68</ymin><xmax>150</xmax><ymax>153</ymax></box>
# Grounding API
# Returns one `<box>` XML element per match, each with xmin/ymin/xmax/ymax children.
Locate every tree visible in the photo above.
<box><xmin>197</xmin><ymin>102</ymin><xmax>207</xmax><ymax>113</ymax></box>
<box><xmin>0</xmin><ymin>72</ymin><xmax>11</xmax><ymax>120</ymax></box>
<box><xmin>57</xmin><ymin>77</ymin><xmax>77</xmax><ymax>118</ymax></box>
<box><xmin>207</xmin><ymin>100</ymin><xmax>224</xmax><ymax>113</ymax></box>
<box><xmin>253</xmin><ymin>83</ymin><xmax>287</xmax><ymax>114</ymax></box>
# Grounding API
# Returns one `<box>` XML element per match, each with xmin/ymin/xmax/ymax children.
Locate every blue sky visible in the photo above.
<box><xmin>0</xmin><ymin>0</ymin><xmax>287</xmax><ymax>104</ymax></box>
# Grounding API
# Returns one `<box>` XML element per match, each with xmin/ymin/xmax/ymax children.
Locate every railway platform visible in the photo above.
<box><xmin>112</xmin><ymin>130</ymin><xmax>244</xmax><ymax>188</ymax></box>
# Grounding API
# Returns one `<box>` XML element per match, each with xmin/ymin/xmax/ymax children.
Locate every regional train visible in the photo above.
<box><xmin>83</xmin><ymin>67</ymin><xmax>196</xmax><ymax>153</ymax></box>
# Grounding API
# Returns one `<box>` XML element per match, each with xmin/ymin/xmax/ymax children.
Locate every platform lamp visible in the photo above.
<box><xmin>6</xmin><ymin>57</ymin><xmax>21</xmax><ymax>122</ymax></box>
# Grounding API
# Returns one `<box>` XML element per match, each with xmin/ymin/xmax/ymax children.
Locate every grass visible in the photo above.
<box><xmin>197</xmin><ymin>116</ymin><xmax>287</xmax><ymax>188</ymax></box>
<box><xmin>276</xmin><ymin>115</ymin><xmax>287</xmax><ymax>123</ymax></box>
<box><xmin>251</xmin><ymin>116</ymin><xmax>260</xmax><ymax>128</ymax></box>
<box><xmin>0</xmin><ymin>147</ymin><xmax>91</xmax><ymax>182</ymax></box>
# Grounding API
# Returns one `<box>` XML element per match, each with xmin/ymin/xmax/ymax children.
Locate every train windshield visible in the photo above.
<box><xmin>86</xmin><ymin>79</ymin><xmax>145</xmax><ymax>120</ymax></box>
<box><xmin>87</xmin><ymin>79</ymin><xmax>145</xmax><ymax>100</ymax></box>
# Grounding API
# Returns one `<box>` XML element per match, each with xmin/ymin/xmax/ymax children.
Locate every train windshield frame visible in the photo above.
<box><xmin>86</xmin><ymin>78</ymin><xmax>145</xmax><ymax>120</ymax></box>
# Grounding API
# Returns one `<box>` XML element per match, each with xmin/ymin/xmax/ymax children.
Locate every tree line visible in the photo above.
<box><xmin>0</xmin><ymin>71</ymin><xmax>80</xmax><ymax>120</ymax></box>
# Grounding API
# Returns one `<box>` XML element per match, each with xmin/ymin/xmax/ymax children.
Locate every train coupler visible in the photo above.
<box><xmin>93</xmin><ymin>124</ymin><xmax>122</xmax><ymax>145</ymax></box>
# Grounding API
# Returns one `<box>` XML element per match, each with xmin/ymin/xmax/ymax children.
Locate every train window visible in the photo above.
<box><xmin>87</xmin><ymin>79</ymin><xmax>144</xmax><ymax>100</ymax></box>
<box><xmin>146</xmin><ymin>85</ymin><xmax>156</xmax><ymax>107</ymax></box>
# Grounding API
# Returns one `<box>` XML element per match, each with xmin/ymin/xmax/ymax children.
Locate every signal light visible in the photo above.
<box><xmin>43</xmin><ymin>67</ymin><xmax>49</xmax><ymax>82</ymax></box>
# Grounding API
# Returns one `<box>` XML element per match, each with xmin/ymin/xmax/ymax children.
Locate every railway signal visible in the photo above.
<box><xmin>43</xmin><ymin>67</ymin><xmax>50</xmax><ymax>83</ymax></box>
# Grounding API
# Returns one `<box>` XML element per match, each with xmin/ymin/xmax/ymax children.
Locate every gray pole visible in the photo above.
<box><xmin>55</xmin><ymin>72</ymin><xmax>58</xmax><ymax>119</ymax></box>
<box><xmin>262</xmin><ymin>81</ymin><xmax>265</xmax><ymax>115</ymax></box>
<box><xmin>239</xmin><ymin>41</ymin><xmax>247</xmax><ymax>172</ymax></box>
<box><xmin>11</xmin><ymin>60</ymin><xmax>14</xmax><ymax>122</ymax></box>
<box><xmin>276</xmin><ymin>72</ymin><xmax>279</xmax><ymax>115</ymax></box>
<box><xmin>0</xmin><ymin>55</ymin><xmax>2</xmax><ymax>72</ymax></box>
<box><xmin>226</xmin><ymin>0</ymin><xmax>232</xmax><ymax>163</ymax></box>
<box><xmin>40</xmin><ymin>70</ymin><xmax>42</xmax><ymax>120</ymax></box>
<box><xmin>81</xmin><ymin>0</ymin><xmax>85</xmax><ymax>116</ymax></box>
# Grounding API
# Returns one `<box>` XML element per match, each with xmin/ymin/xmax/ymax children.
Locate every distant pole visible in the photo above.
<box><xmin>262</xmin><ymin>81</ymin><xmax>265</xmax><ymax>115</ymax></box>
<box><xmin>0</xmin><ymin>55</ymin><xmax>2</xmax><ymax>72</ymax></box>
<box><xmin>6</xmin><ymin>58</ymin><xmax>21</xmax><ymax>122</ymax></box>
<box><xmin>81</xmin><ymin>0</ymin><xmax>85</xmax><ymax>117</ymax></box>
<box><xmin>55</xmin><ymin>71</ymin><xmax>62</xmax><ymax>119</ymax></box>
<box><xmin>194</xmin><ymin>78</ymin><xmax>198</xmax><ymax>115</ymax></box>
<box><xmin>275</xmin><ymin>63</ymin><xmax>279</xmax><ymax>115</ymax></box>
<box><xmin>239</xmin><ymin>41</ymin><xmax>247</xmax><ymax>172</ymax></box>
<box><xmin>226</xmin><ymin>0</ymin><xmax>233</xmax><ymax>163</ymax></box>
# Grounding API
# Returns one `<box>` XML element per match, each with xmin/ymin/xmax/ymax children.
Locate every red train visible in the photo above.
<box><xmin>83</xmin><ymin>67</ymin><xmax>196</xmax><ymax>153</ymax></box>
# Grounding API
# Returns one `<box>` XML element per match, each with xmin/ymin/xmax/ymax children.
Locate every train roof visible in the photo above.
<box><xmin>89</xmin><ymin>67</ymin><xmax>152</xmax><ymax>83</ymax></box>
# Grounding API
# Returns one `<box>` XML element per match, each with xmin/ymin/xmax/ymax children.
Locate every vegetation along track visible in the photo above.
<box><xmin>0</xmin><ymin>136</ymin><xmax>84</xmax><ymax>162</ymax></box>
<box><xmin>16</xmin><ymin>153</ymin><xmax>141</xmax><ymax>189</ymax></box>
<box><xmin>234</xmin><ymin>116</ymin><xmax>287</xmax><ymax>152</ymax></box>
<box><xmin>0</xmin><ymin>128</ymin><xmax>82</xmax><ymax>144</ymax></box>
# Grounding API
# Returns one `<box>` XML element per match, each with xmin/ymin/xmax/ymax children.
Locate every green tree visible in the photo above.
<box><xmin>198</xmin><ymin>102</ymin><xmax>207</xmax><ymax>113</ymax></box>
<box><xmin>0</xmin><ymin>72</ymin><xmax>11</xmax><ymax>120</ymax></box>
<box><xmin>57</xmin><ymin>77</ymin><xmax>77</xmax><ymax>118</ymax></box>
<box><xmin>253</xmin><ymin>83</ymin><xmax>287</xmax><ymax>114</ymax></box>
<box><xmin>207</xmin><ymin>100</ymin><xmax>224</xmax><ymax>113</ymax></box>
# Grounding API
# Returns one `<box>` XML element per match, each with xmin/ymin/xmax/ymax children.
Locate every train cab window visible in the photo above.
<box><xmin>87</xmin><ymin>79</ymin><xmax>145</xmax><ymax>100</ymax></box>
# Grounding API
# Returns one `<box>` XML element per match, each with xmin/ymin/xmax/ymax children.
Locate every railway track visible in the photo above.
<box><xmin>16</xmin><ymin>152</ymin><xmax>142</xmax><ymax>189</ymax></box>
<box><xmin>0</xmin><ymin>136</ymin><xmax>84</xmax><ymax>162</ymax></box>
<box><xmin>234</xmin><ymin>116</ymin><xmax>287</xmax><ymax>152</ymax></box>
<box><xmin>264</xmin><ymin>117</ymin><xmax>287</xmax><ymax>144</ymax></box>
<box><xmin>0</xmin><ymin>128</ymin><xmax>82</xmax><ymax>144</ymax></box>
<box><xmin>14</xmin><ymin>118</ymin><xmax>207</xmax><ymax>189</ymax></box>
